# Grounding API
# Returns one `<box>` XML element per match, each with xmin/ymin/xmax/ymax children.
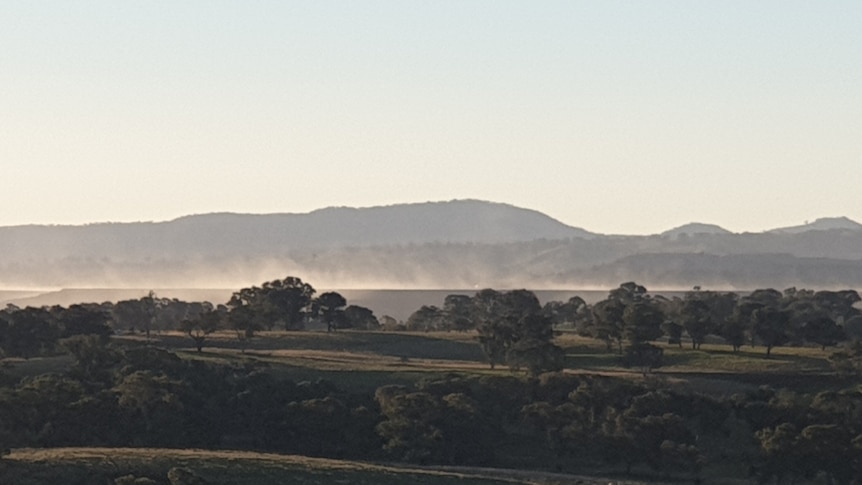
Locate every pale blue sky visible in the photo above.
<box><xmin>1</xmin><ymin>1</ymin><xmax>860</xmax><ymax>234</ymax></box>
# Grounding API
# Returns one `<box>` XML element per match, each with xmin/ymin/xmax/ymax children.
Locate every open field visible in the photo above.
<box><xmin>2</xmin><ymin>447</ymin><xmax>518</xmax><ymax>484</ymax></box>
<box><xmin>3</xmin><ymin>447</ymin><xmax>651</xmax><ymax>485</ymax></box>
<box><xmin>7</xmin><ymin>329</ymin><xmax>847</xmax><ymax>397</ymax></box>
<box><xmin>108</xmin><ymin>329</ymin><xmax>852</xmax><ymax>397</ymax></box>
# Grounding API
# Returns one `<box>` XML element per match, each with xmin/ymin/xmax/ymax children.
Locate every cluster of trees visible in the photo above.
<box><xmin>0</xmin><ymin>304</ymin><xmax>113</xmax><ymax>359</ymax></box>
<box><xmin>223</xmin><ymin>277</ymin><xmax>380</xmax><ymax>345</ymax></box>
<box><xmin>1</xmin><ymin>277</ymin><xmax>384</xmax><ymax>357</ymax></box>
<box><xmin>403</xmin><ymin>282</ymin><xmax>861</xmax><ymax>372</ymax></box>
<box><xmin>576</xmin><ymin>284</ymin><xmax>860</xmax><ymax>359</ymax></box>
<box><xmin>406</xmin><ymin>290</ymin><xmax>564</xmax><ymax>375</ymax></box>
<box><xmin>0</xmin><ymin>341</ymin><xmax>378</xmax><ymax>458</ymax></box>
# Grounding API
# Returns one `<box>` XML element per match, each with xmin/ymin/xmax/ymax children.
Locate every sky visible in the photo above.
<box><xmin>1</xmin><ymin>1</ymin><xmax>860</xmax><ymax>235</ymax></box>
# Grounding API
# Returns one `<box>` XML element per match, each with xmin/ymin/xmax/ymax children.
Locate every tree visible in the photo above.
<box><xmin>796</xmin><ymin>424</ymin><xmax>854</xmax><ymax>485</ymax></box>
<box><xmin>343</xmin><ymin>305</ymin><xmax>380</xmax><ymax>330</ymax></box>
<box><xmin>61</xmin><ymin>334</ymin><xmax>120</xmax><ymax>383</ymax></box>
<box><xmin>721</xmin><ymin>300</ymin><xmax>759</xmax><ymax>352</ymax></box>
<box><xmin>752</xmin><ymin>307</ymin><xmax>792</xmax><ymax>357</ymax></box>
<box><xmin>719</xmin><ymin>317</ymin><xmax>747</xmax><ymax>352</ymax></box>
<box><xmin>442</xmin><ymin>294</ymin><xmax>474</xmax><ymax>332</ymax></box>
<box><xmin>591</xmin><ymin>298</ymin><xmax>626</xmax><ymax>352</ymax></box>
<box><xmin>472</xmin><ymin>289</ymin><xmax>562</xmax><ymax>373</ymax></box>
<box><xmin>315</xmin><ymin>291</ymin><xmax>347</xmax><ymax>332</ymax></box>
<box><xmin>829</xmin><ymin>339</ymin><xmax>862</xmax><ymax>375</ymax></box>
<box><xmin>505</xmin><ymin>314</ymin><xmax>564</xmax><ymax>375</ymax></box>
<box><xmin>802</xmin><ymin>316</ymin><xmax>845</xmax><ymax>350</ymax></box>
<box><xmin>112</xmin><ymin>299</ymin><xmax>151</xmax><ymax>333</ymax></box>
<box><xmin>375</xmin><ymin>390</ymin><xmax>445</xmax><ymax>464</ymax></box>
<box><xmin>140</xmin><ymin>291</ymin><xmax>161</xmax><ymax>340</ymax></box>
<box><xmin>813</xmin><ymin>290</ymin><xmax>861</xmax><ymax>324</ymax></box>
<box><xmin>543</xmin><ymin>296</ymin><xmax>588</xmax><ymax>329</ymax></box>
<box><xmin>755</xmin><ymin>423</ymin><xmax>803</xmax><ymax>484</ymax></box>
<box><xmin>58</xmin><ymin>304</ymin><xmax>113</xmax><ymax>342</ymax></box>
<box><xmin>622</xmin><ymin>343</ymin><xmax>664</xmax><ymax>376</ymax></box>
<box><xmin>228</xmin><ymin>305</ymin><xmax>261</xmax><ymax>353</ymax></box>
<box><xmin>622</xmin><ymin>300</ymin><xmax>664</xmax><ymax>345</ymax></box>
<box><xmin>406</xmin><ymin>305</ymin><xmax>444</xmax><ymax>332</ymax></box>
<box><xmin>677</xmin><ymin>291</ymin><xmax>737</xmax><ymax>350</ymax></box>
<box><xmin>609</xmin><ymin>411</ymin><xmax>701</xmax><ymax>476</ymax></box>
<box><xmin>591</xmin><ymin>282</ymin><xmax>657</xmax><ymax>353</ymax></box>
<box><xmin>375</xmin><ymin>387</ymin><xmax>496</xmax><ymax>465</ymax></box>
<box><xmin>679</xmin><ymin>298</ymin><xmax>713</xmax><ymax>350</ymax></box>
<box><xmin>656</xmin><ymin>296</ymin><xmax>683</xmax><ymax>348</ymax></box>
<box><xmin>180</xmin><ymin>307</ymin><xmax>222</xmax><ymax>353</ymax></box>
<box><xmin>228</xmin><ymin>277</ymin><xmax>315</xmax><ymax>331</ymax></box>
<box><xmin>3</xmin><ymin>307</ymin><xmax>57</xmax><ymax>358</ymax></box>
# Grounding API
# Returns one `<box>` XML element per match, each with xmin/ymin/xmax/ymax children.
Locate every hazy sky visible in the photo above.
<box><xmin>1</xmin><ymin>1</ymin><xmax>860</xmax><ymax>234</ymax></box>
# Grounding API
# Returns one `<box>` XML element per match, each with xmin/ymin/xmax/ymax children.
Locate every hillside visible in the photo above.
<box><xmin>768</xmin><ymin>216</ymin><xmax>862</xmax><ymax>234</ymax></box>
<box><xmin>0</xmin><ymin>200</ymin><xmax>594</xmax><ymax>262</ymax></box>
<box><xmin>6</xmin><ymin>447</ymin><xmax>573</xmax><ymax>485</ymax></box>
<box><xmin>661</xmin><ymin>222</ymin><xmax>732</xmax><ymax>239</ymax></box>
<box><xmin>0</xmin><ymin>200</ymin><xmax>861</xmax><ymax>289</ymax></box>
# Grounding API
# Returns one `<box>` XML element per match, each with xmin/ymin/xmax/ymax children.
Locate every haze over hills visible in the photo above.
<box><xmin>0</xmin><ymin>199</ymin><xmax>861</xmax><ymax>291</ymax></box>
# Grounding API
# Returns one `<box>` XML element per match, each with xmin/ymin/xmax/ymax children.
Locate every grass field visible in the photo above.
<box><xmin>6</xmin><ymin>329</ymin><xmax>845</xmax><ymax>397</ymax></box>
<box><xmin>2</xmin><ymin>447</ymin><xmax>650</xmax><ymax>485</ymax></box>
<box><xmin>109</xmin><ymin>329</ymin><xmax>848</xmax><ymax>396</ymax></box>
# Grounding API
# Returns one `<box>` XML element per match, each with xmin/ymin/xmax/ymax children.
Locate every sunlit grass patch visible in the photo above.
<box><xmin>2</xmin><ymin>354</ymin><xmax>73</xmax><ymax>380</ymax></box>
<box><xmin>2</xmin><ymin>447</ymin><xmax>575</xmax><ymax>485</ymax></box>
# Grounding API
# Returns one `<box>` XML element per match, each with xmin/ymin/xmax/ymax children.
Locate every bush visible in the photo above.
<box><xmin>622</xmin><ymin>343</ymin><xmax>663</xmax><ymax>374</ymax></box>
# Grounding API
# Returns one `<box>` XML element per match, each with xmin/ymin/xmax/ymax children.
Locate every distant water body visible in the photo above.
<box><xmin>339</xmin><ymin>289</ymin><xmax>711</xmax><ymax>321</ymax></box>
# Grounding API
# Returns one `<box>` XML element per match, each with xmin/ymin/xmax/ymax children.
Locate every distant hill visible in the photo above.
<box><xmin>768</xmin><ymin>217</ymin><xmax>862</xmax><ymax>234</ymax></box>
<box><xmin>568</xmin><ymin>252</ymin><xmax>862</xmax><ymax>289</ymax></box>
<box><xmin>661</xmin><ymin>223</ymin><xmax>732</xmax><ymax>239</ymax></box>
<box><xmin>0</xmin><ymin>200</ymin><xmax>861</xmax><ymax>290</ymax></box>
<box><xmin>0</xmin><ymin>200</ymin><xmax>594</xmax><ymax>262</ymax></box>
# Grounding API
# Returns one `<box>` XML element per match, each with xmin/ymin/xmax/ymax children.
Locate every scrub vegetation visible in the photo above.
<box><xmin>1</xmin><ymin>276</ymin><xmax>861</xmax><ymax>484</ymax></box>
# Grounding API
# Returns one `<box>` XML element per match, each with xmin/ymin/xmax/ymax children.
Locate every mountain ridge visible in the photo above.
<box><xmin>0</xmin><ymin>200</ymin><xmax>861</xmax><ymax>289</ymax></box>
<box><xmin>2</xmin><ymin>200</ymin><xmax>860</xmax><ymax>237</ymax></box>
<box><xmin>767</xmin><ymin>216</ymin><xmax>862</xmax><ymax>234</ymax></box>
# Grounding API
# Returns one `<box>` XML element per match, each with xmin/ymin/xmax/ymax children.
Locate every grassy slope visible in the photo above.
<box><xmin>110</xmin><ymin>329</ymin><xmax>848</xmax><ymax>396</ymax></box>
<box><xmin>3</xmin><ymin>447</ymin><xmax>647</xmax><ymax>485</ymax></box>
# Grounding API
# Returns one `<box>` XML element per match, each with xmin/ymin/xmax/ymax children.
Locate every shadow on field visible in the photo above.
<box><xmin>134</xmin><ymin>331</ymin><xmax>487</xmax><ymax>362</ymax></box>
<box><xmin>661</xmin><ymin>346</ymin><xmax>833</xmax><ymax>372</ymax></box>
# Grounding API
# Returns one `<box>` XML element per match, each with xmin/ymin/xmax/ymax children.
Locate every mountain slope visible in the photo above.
<box><xmin>0</xmin><ymin>200</ymin><xmax>595</xmax><ymax>263</ymax></box>
<box><xmin>166</xmin><ymin>199</ymin><xmax>596</xmax><ymax>248</ymax></box>
<box><xmin>661</xmin><ymin>223</ymin><xmax>732</xmax><ymax>238</ymax></box>
<box><xmin>1</xmin><ymin>202</ymin><xmax>861</xmax><ymax>289</ymax></box>
<box><xmin>768</xmin><ymin>217</ymin><xmax>862</xmax><ymax>234</ymax></box>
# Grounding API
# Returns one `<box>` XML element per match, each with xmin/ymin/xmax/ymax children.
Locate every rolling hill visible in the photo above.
<box><xmin>0</xmin><ymin>200</ymin><xmax>860</xmax><ymax>290</ymax></box>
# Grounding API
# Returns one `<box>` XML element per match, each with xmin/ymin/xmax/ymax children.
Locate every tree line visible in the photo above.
<box><xmin>0</xmin><ymin>278</ymin><xmax>379</xmax><ymax>359</ymax></box>
<box><xmin>3</xmin><ymin>278</ymin><xmax>860</xmax><ymax>377</ymax></box>
<box><xmin>404</xmin><ymin>282</ymin><xmax>862</xmax><ymax>373</ymax></box>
